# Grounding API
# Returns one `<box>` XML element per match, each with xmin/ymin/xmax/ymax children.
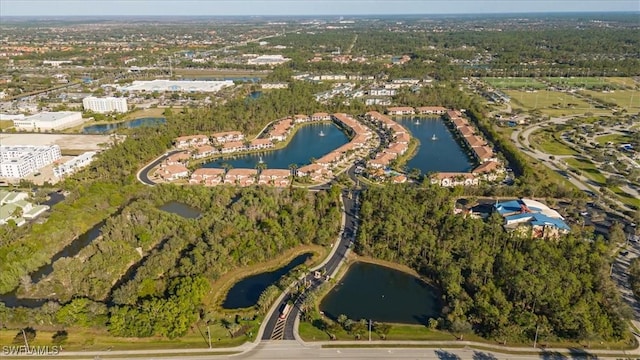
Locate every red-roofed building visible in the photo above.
<box><xmin>192</xmin><ymin>145</ymin><xmax>217</xmax><ymax>159</ymax></box>
<box><xmin>311</xmin><ymin>112</ymin><xmax>331</xmax><ymax>121</ymax></box>
<box><xmin>190</xmin><ymin>168</ymin><xmax>225</xmax><ymax>186</ymax></box>
<box><xmin>156</xmin><ymin>164</ymin><xmax>189</xmax><ymax>181</ymax></box>
<box><xmin>211</xmin><ymin>131</ymin><xmax>244</xmax><ymax>143</ymax></box>
<box><xmin>430</xmin><ymin>172</ymin><xmax>479</xmax><ymax>187</ymax></box>
<box><xmin>174</xmin><ymin>135</ymin><xmax>210</xmax><ymax>149</ymax></box>
<box><xmin>258</xmin><ymin>169</ymin><xmax>291</xmax><ymax>187</ymax></box>
<box><xmin>248</xmin><ymin>138</ymin><xmax>274</xmax><ymax>150</ymax></box>
<box><xmin>416</xmin><ymin>106</ymin><xmax>447</xmax><ymax>115</ymax></box>
<box><xmin>221</xmin><ymin>141</ymin><xmax>246</xmax><ymax>154</ymax></box>
<box><xmin>224</xmin><ymin>168</ymin><xmax>257</xmax><ymax>186</ymax></box>
<box><xmin>386</xmin><ymin>107</ymin><xmax>415</xmax><ymax>116</ymax></box>
<box><xmin>474</xmin><ymin>146</ymin><xmax>495</xmax><ymax>162</ymax></box>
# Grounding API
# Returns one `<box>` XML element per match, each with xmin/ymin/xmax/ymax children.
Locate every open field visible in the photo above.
<box><xmin>605</xmin><ymin>77</ymin><xmax>639</xmax><ymax>88</ymax></box>
<box><xmin>482</xmin><ymin>77</ymin><xmax>546</xmax><ymax>89</ymax></box>
<box><xmin>0</xmin><ymin>133</ymin><xmax>118</xmax><ymax>150</ymax></box>
<box><xmin>174</xmin><ymin>68</ymin><xmax>270</xmax><ymax>78</ymax></box>
<box><xmin>612</xmin><ymin>187</ymin><xmax>640</xmax><ymax>209</ymax></box>
<box><xmin>544</xmin><ymin>77</ymin><xmax>621</xmax><ymax>88</ymax></box>
<box><xmin>0</xmin><ymin>120</ymin><xmax>13</xmax><ymax>130</ymax></box>
<box><xmin>580</xmin><ymin>89</ymin><xmax>640</xmax><ymax>110</ymax></box>
<box><xmin>504</xmin><ymin>90</ymin><xmax>597</xmax><ymax>116</ymax></box>
<box><xmin>122</xmin><ymin>107</ymin><xmax>167</xmax><ymax>121</ymax></box>
<box><xmin>564</xmin><ymin>158</ymin><xmax>607</xmax><ymax>186</ymax></box>
<box><xmin>595</xmin><ymin>133</ymin><xmax>633</xmax><ymax>145</ymax></box>
<box><xmin>530</xmin><ymin>130</ymin><xmax>578</xmax><ymax>155</ymax></box>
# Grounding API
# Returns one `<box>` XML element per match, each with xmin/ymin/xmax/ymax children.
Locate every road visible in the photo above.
<box><xmin>262</xmin><ymin>169</ymin><xmax>361</xmax><ymax>341</ymax></box>
<box><xmin>136</xmin><ymin>150</ymin><xmax>181</xmax><ymax>185</ymax></box>
<box><xmin>511</xmin><ymin>116</ymin><xmax>633</xmax><ymax>216</ymax></box>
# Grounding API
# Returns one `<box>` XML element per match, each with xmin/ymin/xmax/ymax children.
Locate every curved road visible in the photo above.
<box><xmin>262</xmin><ymin>166</ymin><xmax>362</xmax><ymax>341</ymax></box>
<box><xmin>136</xmin><ymin>150</ymin><xmax>181</xmax><ymax>186</ymax></box>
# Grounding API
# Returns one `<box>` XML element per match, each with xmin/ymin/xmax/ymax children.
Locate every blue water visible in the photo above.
<box><xmin>202</xmin><ymin>122</ymin><xmax>349</xmax><ymax>170</ymax></box>
<box><xmin>222</xmin><ymin>253</ymin><xmax>312</xmax><ymax>309</ymax></box>
<box><xmin>82</xmin><ymin>117</ymin><xmax>166</xmax><ymax>134</ymax></box>
<box><xmin>249</xmin><ymin>91</ymin><xmax>262</xmax><ymax>99</ymax></box>
<box><xmin>399</xmin><ymin>117</ymin><xmax>474</xmax><ymax>174</ymax></box>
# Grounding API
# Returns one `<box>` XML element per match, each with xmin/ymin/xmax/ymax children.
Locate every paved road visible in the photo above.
<box><xmin>136</xmin><ymin>150</ymin><xmax>181</xmax><ymax>185</ymax></box>
<box><xmin>262</xmin><ymin>175</ymin><xmax>360</xmax><ymax>340</ymax></box>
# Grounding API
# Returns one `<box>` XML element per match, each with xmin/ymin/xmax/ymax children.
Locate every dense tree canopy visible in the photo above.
<box><xmin>356</xmin><ymin>185</ymin><xmax>630</xmax><ymax>342</ymax></box>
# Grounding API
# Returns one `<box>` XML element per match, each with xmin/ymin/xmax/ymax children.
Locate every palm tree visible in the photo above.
<box><xmin>374</xmin><ymin>322</ymin><xmax>391</xmax><ymax>340</ymax></box>
<box><xmin>11</xmin><ymin>206</ymin><xmax>23</xmax><ymax>220</ymax></box>
<box><xmin>288</xmin><ymin>163</ymin><xmax>298</xmax><ymax>177</ymax></box>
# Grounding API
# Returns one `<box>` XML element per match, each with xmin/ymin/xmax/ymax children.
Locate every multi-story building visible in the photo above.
<box><xmin>0</xmin><ymin>145</ymin><xmax>62</xmax><ymax>178</ymax></box>
<box><xmin>53</xmin><ymin>151</ymin><xmax>97</xmax><ymax>178</ymax></box>
<box><xmin>82</xmin><ymin>96</ymin><xmax>128</xmax><ymax>113</ymax></box>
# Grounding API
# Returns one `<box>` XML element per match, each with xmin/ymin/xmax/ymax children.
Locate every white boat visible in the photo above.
<box><xmin>319</xmin><ymin>130</ymin><xmax>325</xmax><ymax>137</ymax></box>
<box><xmin>258</xmin><ymin>156</ymin><xmax>264</xmax><ymax>164</ymax></box>
<box><xmin>431</xmin><ymin>134</ymin><xmax>438</xmax><ymax>140</ymax></box>
<box><xmin>414</xmin><ymin>119</ymin><xmax>420</xmax><ymax>125</ymax></box>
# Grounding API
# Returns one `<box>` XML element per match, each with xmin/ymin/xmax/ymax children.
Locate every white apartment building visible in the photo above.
<box><xmin>53</xmin><ymin>151</ymin><xmax>97</xmax><ymax>178</ymax></box>
<box><xmin>13</xmin><ymin>111</ymin><xmax>83</xmax><ymax>131</ymax></box>
<box><xmin>0</xmin><ymin>145</ymin><xmax>61</xmax><ymax>178</ymax></box>
<box><xmin>83</xmin><ymin>96</ymin><xmax>128</xmax><ymax>113</ymax></box>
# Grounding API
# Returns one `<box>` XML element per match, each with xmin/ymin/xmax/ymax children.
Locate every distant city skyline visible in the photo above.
<box><xmin>1</xmin><ymin>0</ymin><xmax>638</xmax><ymax>17</ymax></box>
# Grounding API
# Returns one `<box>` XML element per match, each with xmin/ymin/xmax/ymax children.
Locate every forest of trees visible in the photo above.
<box><xmin>355</xmin><ymin>185</ymin><xmax>631</xmax><ymax>342</ymax></box>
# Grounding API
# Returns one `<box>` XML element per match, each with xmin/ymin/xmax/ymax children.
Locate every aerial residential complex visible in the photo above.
<box><xmin>0</xmin><ymin>145</ymin><xmax>61</xmax><ymax>178</ymax></box>
<box><xmin>12</xmin><ymin>111</ymin><xmax>83</xmax><ymax>131</ymax></box>
<box><xmin>53</xmin><ymin>151</ymin><xmax>97</xmax><ymax>178</ymax></box>
<box><xmin>82</xmin><ymin>96</ymin><xmax>128</xmax><ymax>113</ymax></box>
<box><xmin>0</xmin><ymin>190</ymin><xmax>49</xmax><ymax>227</ymax></box>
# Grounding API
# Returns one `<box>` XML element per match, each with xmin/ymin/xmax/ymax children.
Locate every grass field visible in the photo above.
<box><xmin>580</xmin><ymin>89</ymin><xmax>640</xmax><ymax>110</ymax></box>
<box><xmin>482</xmin><ymin>77</ymin><xmax>546</xmax><ymax>89</ymax></box>
<box><xmin>0</xmin><ymin>120</ymin><xmax>13</xmax><ymax>130</ymax></box>
<box><xmin>564</xmin><ymin>158</ymin><xmax>607</xmax><ymax>186</ymax></box>
<box><xmin>605</xmin><ymin>77</ymin><xmax>639</xmax><ymax>88</ymax></box>
<box><xmin>612</xmin><ymin>187</ymin><xmax>640</xmax><ymax>209</ymax></box>
<box><xmin>122</xmin><ymin>107</ymin><xmax>167</xmax><ymax>121</ymax></box>
<box><xmin>544</xmin><ymin>77</ymin><xmax>620</xmax><ymax>89</ymax></box>
<box><xmin>530</xmin><ymin>130</ymin><xmax>578</xmax><ymax>155</ymax></box>
<box><xmin>505</xmin><ymin>90</ymin><xmax>596</xmax><ymax>116</ymax></box>
<box><xmin>594</xmin><ymin>133</ymin><xmax>633</xmax><ymax>145</ymax></box>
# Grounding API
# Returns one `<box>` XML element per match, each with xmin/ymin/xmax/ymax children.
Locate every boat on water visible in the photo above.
<box><xmin>319</xmin><ymin>130</ymin><xmax>325</xmax><ymax>137</ymax></box>
<box><xmin>431</xmin><ymin>134</ymin><xmax>438</xmax><ymax>140</ymax></box>
<box><xmin>414</xmin><ymin>119</ymin><xmax>420</xmax><ymax>125</ymax></box>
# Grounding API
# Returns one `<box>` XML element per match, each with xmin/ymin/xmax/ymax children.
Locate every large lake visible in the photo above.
<box><xmin>320</xmin><ymin>262</ymin><xmax>441</xmax><ymax>325</ymax></box>
<box><xmin>202</xmin><ymin>122</ymin><xmax>349</xmax><ymax>170</ymax></box>
<box><xmin>399</xmin><ymin>117</ymin><xmax>474</xmax><ymax>174</ymax></box>
<box><xmin>222</xmin><ymin>253</ymin><xmax>312</xmax><ymax>309</ymax></box>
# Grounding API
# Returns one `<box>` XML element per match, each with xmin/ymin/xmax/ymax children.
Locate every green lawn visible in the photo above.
<box><xmin>594</xmin><ymin>133</ymin><xmax>633</xmax><ymax>145</ymax></box>
<box><xmin>544</xmin><ymin>77</ymin><xmax>614</xmax><ymax>88</ymax></box>
<box><xmin>482</xmin><ymin>77</ymin><xmax>546</xmax><ymax>90</ymax></box>
<box><xmin>580</xmin><ymin>89</ymin><xmax>640</xmax><ymax>110</ymax></box>
<box><xmin>504</xmin><ymin>90</ymin><xmax>596</xmax><ymax>116</ymax></box>
<box><xmin>564</xmin><ymin>158</ymin><xmax>607</xmax><ymax>186</ymax></box>
<box><xmin>605</xmin><ymin>77</ymin><xmax>639</xmax><ymax>88</ymax></box>
<box><xmin>299</xmin><ymin>321</ymin><xmax>468</xmax><ymax>342</ymax></box>
<box><xmin>611</xmin><ymin>187</ymin><xmax>640</xmax><ymax>209</ymax></box>
<box><xmin>530</xmin><ymin>130</ymin><xmax>578</xmax><ymax>155</ymax></box>
<box><xmin>0</xmin><ymin>120</ymin><xmax>13</xmax><ymax>130</ymax></box>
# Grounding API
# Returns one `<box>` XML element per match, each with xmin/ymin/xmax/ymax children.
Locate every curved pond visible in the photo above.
<box><xmin>82</xmin><ymin>117</ymin><xmax>166</xmax><ymax>134</ymax></box>
<box><xmin>203</xmin><ymin>122</ymin><xmax>349</xmax><ymax>170</ymax></box>
<box><xmin>158</xmin><ymin>201</ymin><xmax>201</xmax><ymax>219</ymax></box>
<box><xmin>399</xmin><ymin>117</ymin><xmax>474</xmax><ymax>174</ymax></box>
<box><xmin>320</xmin><ymin>262</ymin><xmax>441</xmax><ymax>325</ymax></box>
<box><xmin>222</xmin><ymin>252</ymin><xmax>312</xmax><ymax>309</ymax></box>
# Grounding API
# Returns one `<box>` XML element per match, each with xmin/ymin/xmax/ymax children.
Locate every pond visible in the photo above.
<box><xmin>202</xmin><ymin>122</ymin><xmax>349</xmax><ymax>170</ymax></box>
<box><xmin>158</xmin><ymin>201</ymin><xmax>201</xmax><ymax>219</ymax></box>
<box><xmin>320</xmin><ymin>262</ymin><xmax>441</xmax><ymax>325</ymax></box>
<box><xmin>82</xmin><ymin>117</ymin><xmax>166</xmax><ymax>134</ymax></box>
<box><xmin>398</xmin><ymin>117</ymin><xmax>474</xmax><ymax>174</ymax></box>
<box><xmin>222</xmin><ymin>252</ymin><xmax>312</xmax><ymax>309</ymax></box>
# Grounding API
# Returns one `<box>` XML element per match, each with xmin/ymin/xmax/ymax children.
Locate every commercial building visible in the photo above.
<box><xmin>82</xmin><ymin>96</ymin><xmax>128</xmax><ymax>113</ymax></box>
<box><xmin>13</xmin><ymin>111</ymin><xmax>83</xmax><ymax>131</ymax></box>
<box><xmin>53</xmin><ymin>151</ymin><xmax>97</xmax><ymax>178</ymax></box>
<box><xmin>0</xmin><ymin>145</ymin><xmax>61</xmax><ymax>178</ymax></box>
<box><xmin>119</xmin><ymin>80</ymin><xmax>234</xmax><ymax>93</ymax></box>
<box><xmin>247</xmin><ymin>55</ymin><xmax>290</xmax><ymax>66</ymax></box>
<box><xmin>494</xmin><ymin>199</ymin><xmax>570</xmax><ymax>239</ymax></box>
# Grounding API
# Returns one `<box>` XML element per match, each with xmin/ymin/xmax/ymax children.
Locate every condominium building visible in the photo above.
<box><xmin>53</xmin><ymin>151</ymin><xmax>97</xmax><ymax>178</ymax></box>
<box><xmin>13</xmin><ymin>111</ymin><xmax>83</xmax><ymax>131</ymax></box>
<box><xmin>0</xmin><ymin>145</ymin><xmax>61</xmax><ymax>178</ymax></box>
<box><xmin>82</xmin><ymin>96</ymin><xmax>128</xmax><ymax>113</ymax></box>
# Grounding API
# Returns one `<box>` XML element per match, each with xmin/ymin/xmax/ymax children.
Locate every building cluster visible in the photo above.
<box><xmin>0</xmin><ymin>145</ymin><xmax>61</xmax><ymax>178</ymax></box>
<box><xmin>12</xmin><ymin>111</ymin><xmax>83</xmax><ymax>131</ymax></box>
<box><xmin>0</xmin><ymin>190</ymin><xmax>49</xmax><ymax>227</ymax></box>
<box><xmin>117</xmin><ymin>80</ymin><xmax>235</xmax><ymax>93</ymax></box>
<box><xmin>160</xmin><ymin>112</ymin><xmax>373</xmax><ymax>185</ymax></box>
<box><xmin>429</xmin><ymin>109</ymin><xmax>503</xmax><ymax>187</ymax></box>
<box><xmin>247</xmin><ymin>54</ymin><xmax>290</xmax><ymax>66</ymax></box>
<box><xmin>493</xmin><ymin>198</ymin><xmax>570</xmax><ymax>239</ymax></box>
<box><xmin>53</xmin><ymin>151</ymin><xmax>97</xmax><ymax>178</ymax></box>
<box><xmin>364</xmin><ymin>111</ymin><xmax>411</xmax><ymax>170</ymax></box>
<box><xmin>82</xmin><ymin>96</ymin><xmax>128</xmax><ymax>113</ymax></box>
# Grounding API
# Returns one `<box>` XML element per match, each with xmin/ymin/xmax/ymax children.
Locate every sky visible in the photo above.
<box><xmin>1</xmin><ymin>0</ymin><xmax>638</xmax><ymax>17</ymax></box>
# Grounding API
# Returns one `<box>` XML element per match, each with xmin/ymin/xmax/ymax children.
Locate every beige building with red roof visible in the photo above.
<box><xmin>192</xmin><ymin>145</ymin><xmax>217</xmax><ymax>159</ymax></box>
<box><xmin>165</xmin><ymin>151</ymin><xmax>191</xmax><ymax>165</ymax></box>
<box><xmin>220</xmin><ymin>141</ymin><xmax>246</xmax><ymax>153</ymax></box>
<box><xmin>189</xmin><ymin>168</ymin><xmax>225</xmax><ymax>186</ymax></box>
<box><xmin>311</xmin><ymin>112</ymin><xmax>331</xmax><ymax>121</ymax></box>
<box><xmin>224</xmin><ymin>168</ymin><xmax>257</xmax><ymax>186</ymax></box>
<box><xmin>258</xmin><ymin>169</ymin><xmax>291</xmax><ymax>187</ymax></box>
<box><xmin>211</xmin><ymin>131</ymin><xmax>244</xmax><ymax>143</ymax></box>
<box><xmin>386</xmin><ymin>107</ymin><xmax>415</xmax><ymax>116</ymax></box>
<box><xmin>156</xmin><ymin>164</ymin><xmax>189</xmax><ymax>181</ymax></box>
<box><xmin>174</xmin><ymin>135</ymin><xmax>210</xmax><ymax>149</ymax></box>
<box><xmin>248</xmin><ymin>138</ymin><xmax>274</xmax><ymax>150</ymax></box>
<box><xmin>416</xmin><ymin>106</ymin><xmax>447</xmax><ymax>115</ymax></box>
<box><xmin>297</xmin><ymin>163</ymin><xmax>331</xmax><ymax>181</ymax></box>
<box><xmin>430</xmin><ymin>172</ymin><xmax>479</xmax><ymax>187</ymax></box>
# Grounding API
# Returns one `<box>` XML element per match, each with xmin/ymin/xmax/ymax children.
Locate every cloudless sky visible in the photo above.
<box><xmin>1</xmin><ymin>0</ymin><xmax>638</xmax><ymax>17</ymax></box>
